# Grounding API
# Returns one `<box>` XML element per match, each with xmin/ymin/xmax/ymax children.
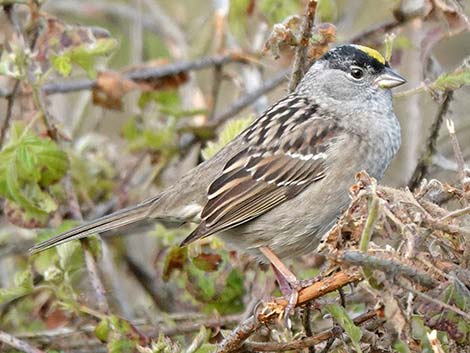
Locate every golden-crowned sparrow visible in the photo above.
<box><xmin>30</xmin><ymin>45</ymin><xmax>405</xmax><ymax>295</ymax></box>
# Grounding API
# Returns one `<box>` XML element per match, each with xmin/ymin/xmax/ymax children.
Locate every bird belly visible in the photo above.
<box><xmin>218</xmin><ymin>175</ymin><xmax>351</xmax><ymax>262</ymax></box>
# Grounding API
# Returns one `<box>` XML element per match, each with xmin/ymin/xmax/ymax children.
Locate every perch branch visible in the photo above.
<box><xmin>216</xmin><ymin>270</ymin><xmax>362</xmax><ymax>353</ymax></box>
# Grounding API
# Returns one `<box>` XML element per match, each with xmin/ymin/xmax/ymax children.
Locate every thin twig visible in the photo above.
<box><xmin>421</xmin><ymin>214</ymin><xmax>470</xmax><ymax>238</ymax></box>
<box><xmin>288</xmin><ymin>0</ymin><xmax>317</xmax><ymax>92</ymax></box>
<box><xmin>209</xmin><ymin>64</ymin><xmax>223</xmax><ymax>120</ymax></box>
<box><xmin>359</xmin><ymin>187</ymin><xmax>379</xmax><ymax>252</ymax></box>
<box><xmin>0</xmin><ymin>80</ymin><xmax>20</xmax><ymax>148</ymax></box>
<box><xmin>446</xmin><ymin>118</ymin><xmax>468</xmax><ymax>204</ymax></box>
<box><xmin>64</xmin><ymin>175</ymin><xmax>110</xmax><ymax>314</ymax></box>
<box><xmin>242</xmin><ymin>310</ymin><xmax>378</xmax><ymax>352</ymax></box>
<box><xmin>124</xmin><ymin>254</ymin><xmax>177</xmax><ymax>312</ymax></box>
<box><xmin>348</xmin><ymin>9</ymin><xmax>420</xmax><ymax>45</ymax></box>
<box><xmin>336</xmin><ymin>251</ymin><xmax>438</xmax><ymax>289</ymax></box>
<box><xmin>40</xmin><ymin>53</ymin><xmax>251</xmax><ymax>95</ymax></box>
<box><xmin>439</xmin><ymin>205</ymin><xmax>470</xmax><ymax>222</ymax></box>
<box><xmin>0</xmin><ymin>330</ymin><xmax>45</xmax><ymax>353</ymax></box>
<box><xmin>214</xmin><ymin>69</ymin><xmax>289</xmax><ymax>126</ymax></box>
<box><xmin>408</xmin><ymin>91</ymin><xmax>453</xmax><ymax>190</ymax></box>
<box><xmin>215</xmin><ymin>316</ymin><xmax>259</xmax><ymax>353</ymax></box>
<box><xmin>398</xmin><ymin>278</ymin><xmax>470</xmax><ymax>322</ymax></box>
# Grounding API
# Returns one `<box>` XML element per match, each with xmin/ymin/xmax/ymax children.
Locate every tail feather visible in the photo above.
<box><xmin>29</xmin><ymin>199</ymin><xmax>157</xmax><ymax>255</ymax></box>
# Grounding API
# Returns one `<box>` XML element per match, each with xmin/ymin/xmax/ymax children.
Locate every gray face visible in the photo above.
<box><xmin>296</xmin><ymin>45</ymin><xmax>405</xmax><ymax>107</ymax></box>
<box><xmin>305</xmin><ymin>61</ymin><xmax>387</xmax><ymax>103</ymax></box>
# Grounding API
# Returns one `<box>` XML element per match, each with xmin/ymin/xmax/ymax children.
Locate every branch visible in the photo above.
<box><xmin>348</xmin><ymin>9</ymin><xmax>420</xmax><ymax>45</ymax></box>
<box><xmin>398</xmin><ymin>278</ymin><xmax>470</xmax><ymax>322</ymax></box>
<box><xmin>408</xmin><ymin>91</ymin><xmax>454</xmax><ymax>190</ymax></box>
<box><xmin>41</xmin><ymin>53</ymin><xmax>251</xmax><ymax>95</ymax></box>
<box><xmin>446</xmin><ymin>118</ymin><xmax>468</xmax><ymax>204</ymax></box>
<box><xmin>288</xmin><ymin>0</ymin><xmax>317</xmax><ymax>92</ymax></box>
<box><xmin>214</xmin><ymin>69</ymin><xmax>289</xmax><ymax>126</ymax></box>
<box><xmin>243</xmin><ymin>309</ymin><xmax>379</xmax><ymax>352</ymax></box>
<box><xmin>0</xmin><ymin>80</ymin><xmax>20</xmax><ymax>148</ymax></box>
<box><xmin>64</xmin><ymin>174</ymin><xmax>110</xmax><ymax>314</ymax></box>
<box><xmin>0</xmin><ymin>330</ymin><xmax>45</xmax><ymax>353</ymax></box>
<box><xmin>216</xmin><ymin>270</ymin><xmax>362</xmax><ymax>353</ymax></box>
<box><xmin>336</xmin><ymin>251</ymin><xmax>438</xmax><ymax>289</ymax></box>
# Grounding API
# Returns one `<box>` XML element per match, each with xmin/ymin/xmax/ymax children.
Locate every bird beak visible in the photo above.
<box><xmin>375</xmin><ymin>67</ymin><xmax>406</xmax><ymax>89</ymax></box>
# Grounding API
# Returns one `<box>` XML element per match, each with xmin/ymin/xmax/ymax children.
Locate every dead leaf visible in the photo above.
<box><xmin>307</xmin><ymin>23</ymin><xmax>337</xmax><ymax>62</ymax></box>
<box><xmin>92</xmin><ymin>71</ymin><xmax>136</xmax><ymax>110</ymax></box>
<box><xmin>192</xmin><ymin>252</ymin><xmax>223</xmax><ymax>272</ymax></box>
<box><xmin>124</xmin><ymin>59</ymin><xmax>189</xmax><ymax>91</ymax></box>
<box><xmin>162</xmin><ymin>246</ymin><xmax>188</xmax><ymax>282</ymax></box>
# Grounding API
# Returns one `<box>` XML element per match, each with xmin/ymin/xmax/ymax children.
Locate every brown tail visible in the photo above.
<box><xmin>28</xmin><ymin>197</ymin><xmax>159</xmax><ymax>254</ymax></box>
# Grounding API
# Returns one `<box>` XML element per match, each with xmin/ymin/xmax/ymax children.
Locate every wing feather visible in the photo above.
<box><xmin>181</xmin><ymin>94</ymin><xmax>344</xmax><ymax>246</ymax></box>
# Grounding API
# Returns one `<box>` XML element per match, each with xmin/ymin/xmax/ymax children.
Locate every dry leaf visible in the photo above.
<box><xmin>92</xmin><ymin>71</ymin><xmax>136</xmax><ymax>110</ymax></box>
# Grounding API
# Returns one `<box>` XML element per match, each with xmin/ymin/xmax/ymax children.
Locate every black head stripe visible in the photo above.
<box><xmin>320</xmin><ymin>45</ymin><xmax>389</xmax><ymax>73</ymax></box>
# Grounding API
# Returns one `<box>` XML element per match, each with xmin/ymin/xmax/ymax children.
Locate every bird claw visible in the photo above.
<box><xmin>280</xmin><ymin>288</ymin><xmax>299</xmax><ymax>327</ymax></box>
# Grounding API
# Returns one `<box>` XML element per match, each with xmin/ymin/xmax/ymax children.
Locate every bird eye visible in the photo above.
<box><xmin>350</xmin><ymin>67</ymin><xmax>364</xmax><ymax>80</ymax></box>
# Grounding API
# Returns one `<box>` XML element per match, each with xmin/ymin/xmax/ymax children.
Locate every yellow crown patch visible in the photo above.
<box><xmin>351</xmin><ymin>45</ymin><xmax>386</xmax><ymax>64</ymax></box>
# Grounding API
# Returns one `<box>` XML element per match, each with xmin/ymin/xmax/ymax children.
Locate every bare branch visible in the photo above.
<box><xmin>40</xmin><ymin>53</ymin><xmax>252</xmax><ymax>95</ymax></box>
<box><xmin>64</xmin><ymin>174</ymin><xmax>110</xmax><ymax>314</ymax></box>
<box><xmin>0</xmin><ymin>330</ymin><xmax>45</xmax><ymax>353</ymax></box>
<box><xmin>446</xmin><ymin>118</ymin><xmax>468</xmax><ymax>202</ymax></box>
<box><xmin>214</xmin><ymin>69</ymin><xmax>289</xmax><ymax>126</ymax></box>
<box><xmin>288</xmin><ymin>0</ymin><xmax>317</xmax><ymax>92</ymax></box>
<box><xmin>216</xmin><ymin>270</ymin><xmax>362</xmax><ymax>353</ymax></box>
<box><xmin>398</xmin><ymin>278</ymin><xmax>470</xmax><ymax>322</ymax></box>
<box><xmin>408</xmin><ymin>91</ymin><xmax>454</xmax><ymax>190</ymax></box>
<box><xmin>0</xmin><ymin>80</ymin><xmax>20</xmax><ymax>148</ymax></box>
<box><xmin>243</xmin><ymin>309</ymin><xmax>379</xmax><ymax>352</ymax></box>
<box><xmin>336</xmin><ymin>251</ymin><xmax>438</xmax><ymax>289</ymax></box>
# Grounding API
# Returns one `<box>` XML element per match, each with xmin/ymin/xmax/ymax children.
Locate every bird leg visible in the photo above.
<box><xmin>259</xmin><ymin>246</ymin><xmax>300</xmax><ymax>320</ymax></box>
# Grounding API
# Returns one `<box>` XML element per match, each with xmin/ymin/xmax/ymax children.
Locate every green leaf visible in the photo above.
<box><xmin>0</xmin><ymin>123</ymin><xmax>69</xmax><ymax>221</ymax></box>
<box><xmin>108</xmin><ymin>338</ymin><xmax>135</xmax><ymax>353</ymax></box>
<box><xmin>52</xmin><ymin>54</ymin><xmax>72</xmax><ymax>77</ymax></box>
<box><xmin>0</xmin><ymin>286</ymin><xmax>33</xmax><ymax>305</ymax></box>
<box><xmin>95</xmin><ymin>318</ymin><xmax>111</xmax><ymax>342</ymax></box>
<box><xmin>201</xmin><ymin>116</ymin><xmax>253</xmax><ymax>160</ymax></box>
<box><xmin>432</xmin><ymin>66</ymin><xmax>470</xmax><ymax>91</ymax></box>
<box><xmin>0</xmin><ymin>268</ymin><xmax>34</xmax><ymax>305</ymax></box>
<box><xmin>325</xmin><ymin>304</ymin><xmax>363</xmax><ymax>352</ymax></box>
<box><xmin>69</xmin><ymin>38</ymin><xmax>118</xmax><ymax>78</ymax></box>
<box><xmin>393</xmin><ymin>339</ymin><xmax>411</xmax><ymax>353</ymax></box>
